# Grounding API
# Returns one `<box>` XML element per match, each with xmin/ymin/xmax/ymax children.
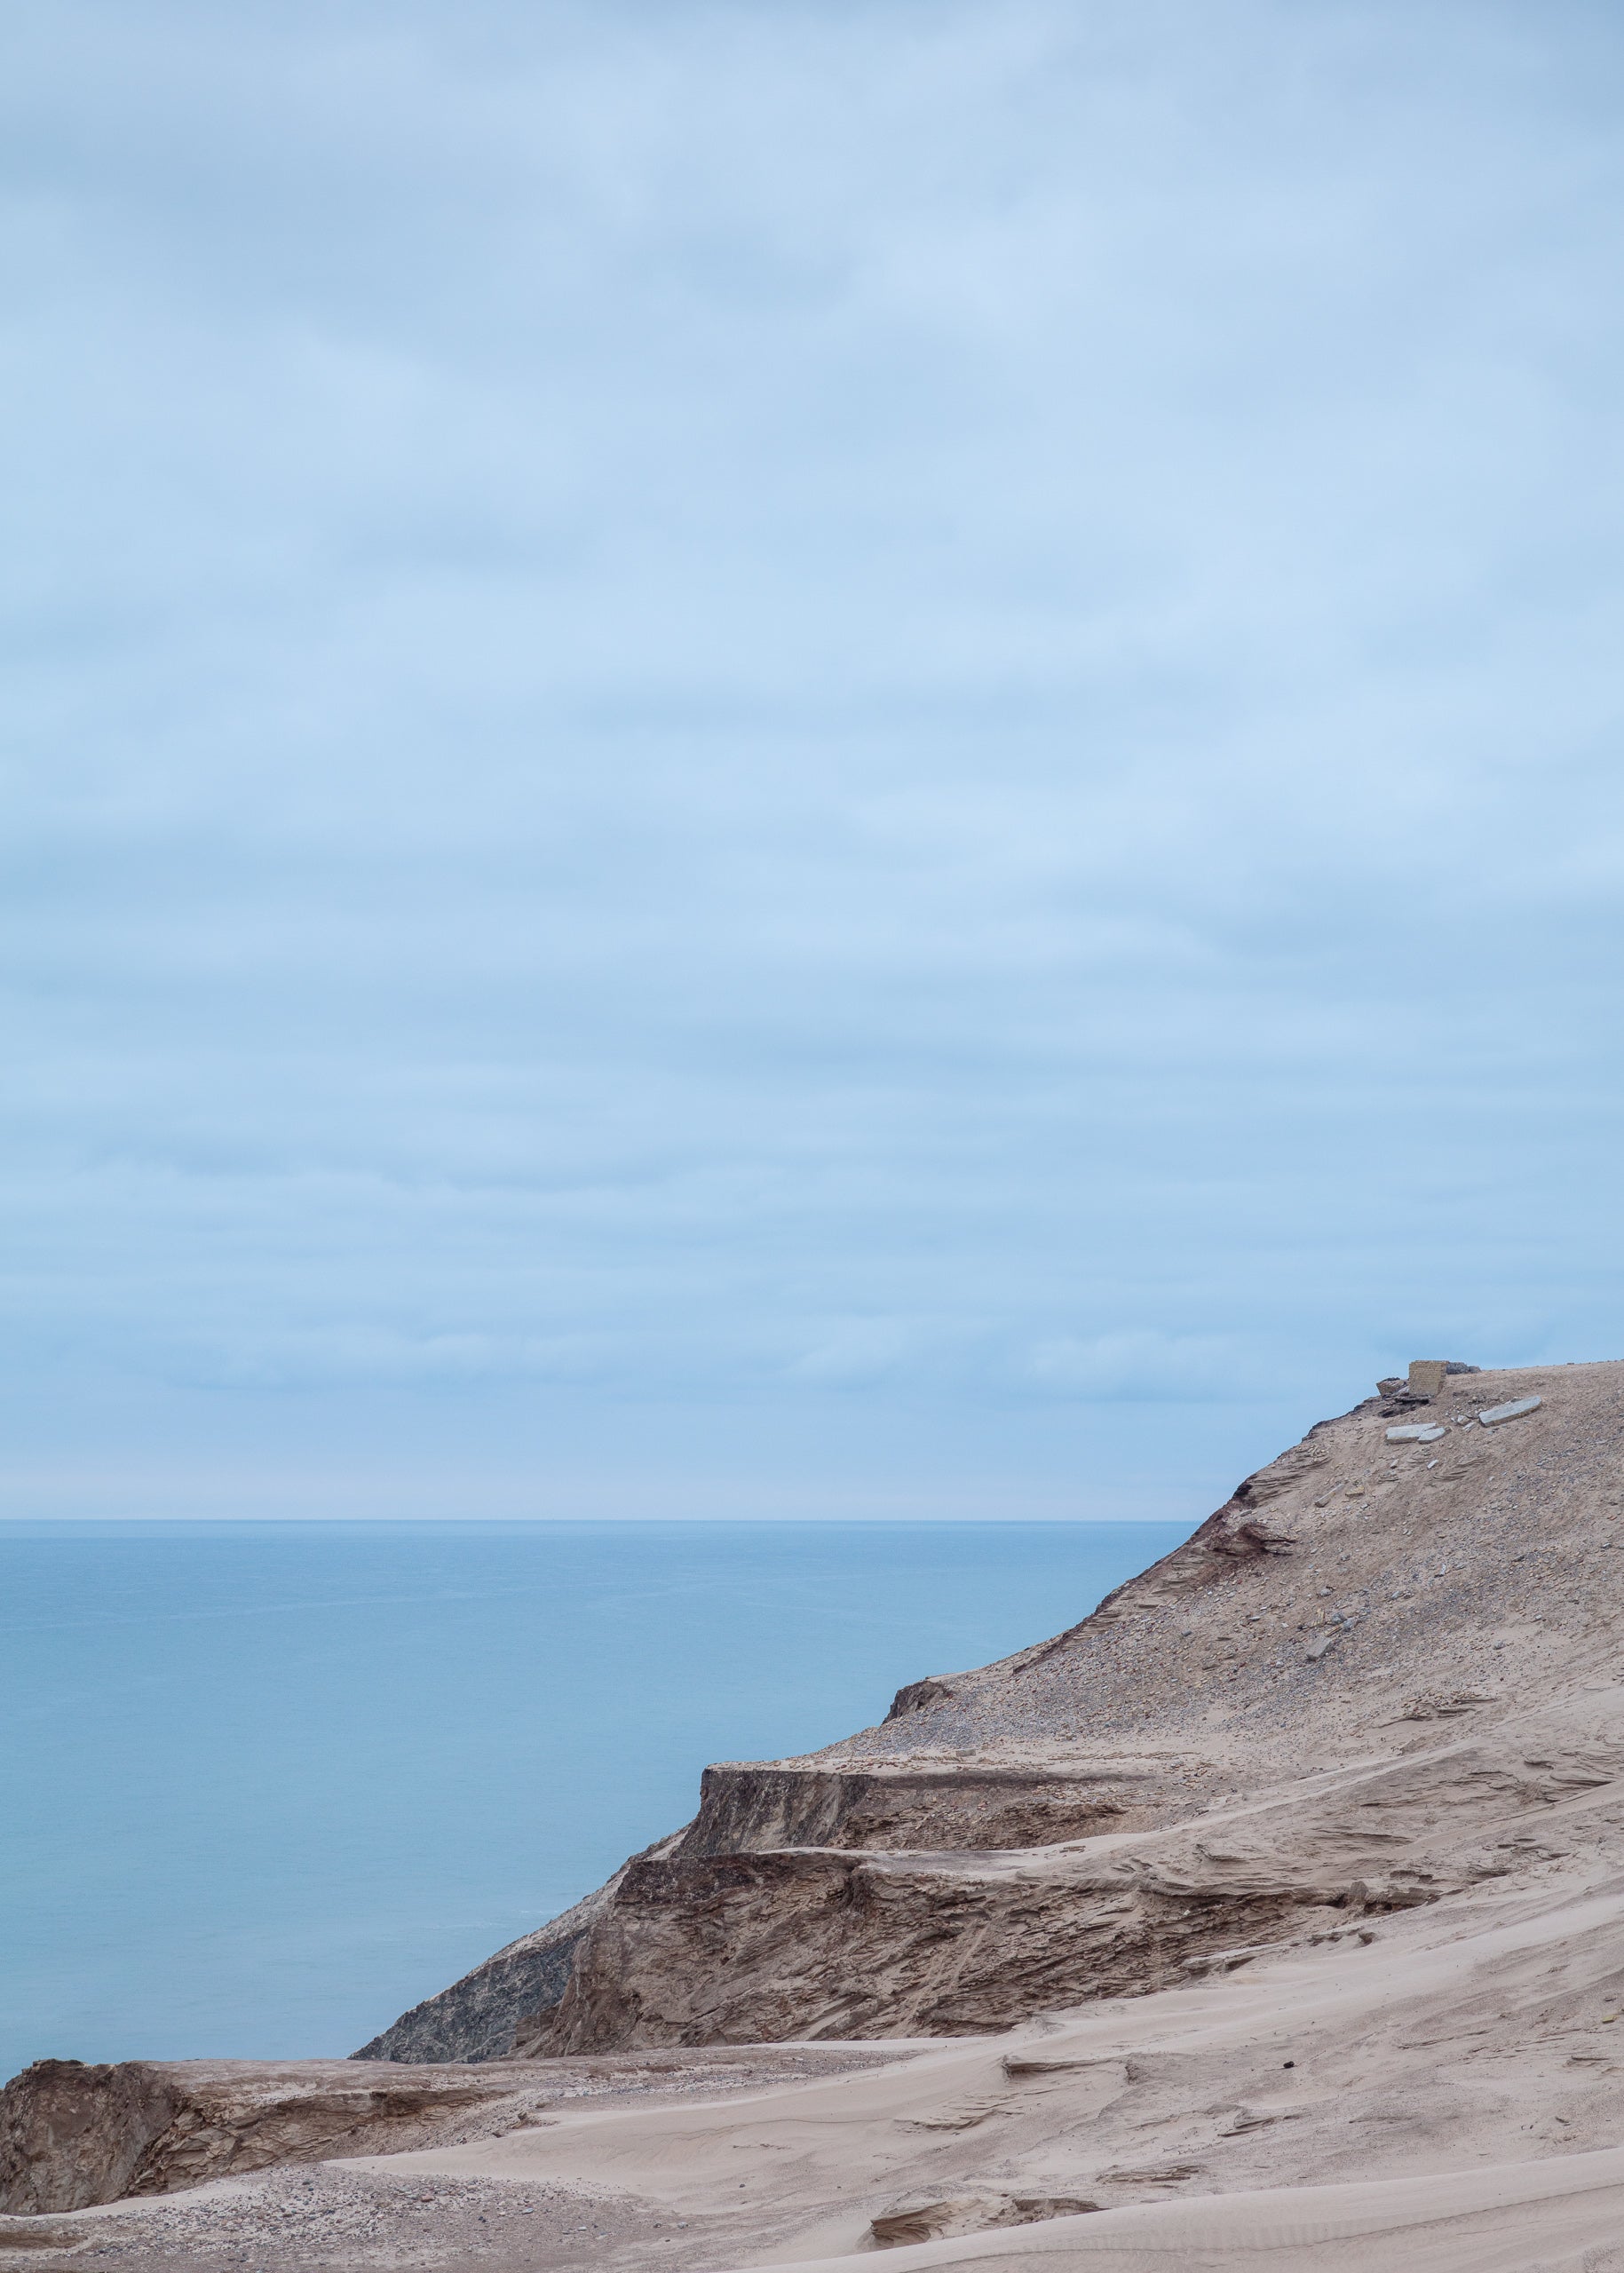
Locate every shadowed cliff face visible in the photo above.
<box><xmin>671</xmin><ymin>1761</ymin><xmax>1156</xmax><ymax>1856</ymax></box>
<box><xmin>352</xmin><ymin>1833</ymin><xmax>689</xmax><ymax>2066</ymax></box>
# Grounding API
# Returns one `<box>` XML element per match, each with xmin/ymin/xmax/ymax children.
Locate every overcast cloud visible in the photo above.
<box><xmin>5</xmin><ymin>0</ymin><xmax>1624</xmax><ymax>1520</ymax></box>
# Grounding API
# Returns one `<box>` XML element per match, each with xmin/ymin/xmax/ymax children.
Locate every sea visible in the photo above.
<box><xmin>0</xmin><ymin>1518</ymin><xmax>1190</xmax><ymax>2086</ymax></box>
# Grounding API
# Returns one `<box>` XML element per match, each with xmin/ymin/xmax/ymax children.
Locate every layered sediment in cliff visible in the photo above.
<box><xmin>0</xmin><ymin>2042</ymin><xmax>890</xmax><ymax>2221</ymax></box>
<box><xmin>345</xmin><ymin>1358</ymin><xmax>1624</xmax><ymax>2070</ymax></box>
<box><xmin>0</xmin><ymin>2059</ymin><xmax>533</xmax><ymax>2214</ymax></box>
<box><xmin>541</xmin><ymin>1359</ymin><xmax>1622</xmax><ymax>2050</ymax></box>
<box><xmin>11</xmin><ymin>1358</ymin><xmax>1624</xmax><ymax>2272</ymax></box>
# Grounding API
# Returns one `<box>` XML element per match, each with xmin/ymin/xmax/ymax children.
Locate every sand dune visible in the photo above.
<box><xmin>8</xmin><ymin>1358</ymin><xmax>1624</xmax><ymax>2270</ymax></box>
<box><xmin>749</xmin><ymin>2155</ymin><xmax>1624</xmax><ymax>2273</ymax></box>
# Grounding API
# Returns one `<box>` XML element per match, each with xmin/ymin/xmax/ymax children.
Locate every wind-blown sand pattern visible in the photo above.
<box><xmin>8</xmin><ymin>1358</ymin><xmax>1624</xmax><ymax>2270</ymax></box>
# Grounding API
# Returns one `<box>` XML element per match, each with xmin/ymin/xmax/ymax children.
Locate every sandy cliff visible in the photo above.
<box><xmin>532</xmin><ymin>1358</ymin><xmax>1624</xmax><ymax>2053</ymax></box>
<box><xmin>7</xmin><ymin>1357</ymin><xmax>1624</xmax><ymax>2273</ymax></box>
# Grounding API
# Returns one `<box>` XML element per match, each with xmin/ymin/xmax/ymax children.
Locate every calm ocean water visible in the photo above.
<box><xmin>0</xmin><ymin>1519</ymin><xmax>1188</xmax><ymax>2084</ymax></box>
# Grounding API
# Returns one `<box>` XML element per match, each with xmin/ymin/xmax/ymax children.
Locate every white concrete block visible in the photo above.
<box><xmin>1479</xmin><ymin>1397</ymin><xmax>1541</xmax><ymax>1428</ymax></box>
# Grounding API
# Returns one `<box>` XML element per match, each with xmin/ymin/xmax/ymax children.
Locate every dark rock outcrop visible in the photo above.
<box><xmin>0</xmin><ymin>2060</ymin><xmax>523</xmax><ymax>2213</ymax></box>
<box><xmin>352</xmin><ymin>1831</ymin><xmax>685</xmax><ymax>2063</ymax></box>
<box><xmin>351</xmin><ymin>1910</ymin><xmax>592</xmax><ymax>2065</ymax></box>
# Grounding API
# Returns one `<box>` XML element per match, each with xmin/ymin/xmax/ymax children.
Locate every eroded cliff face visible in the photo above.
<box><xmin>0</xmin><ymin>2045</ymin><xmax>892</xmax><ymax>2219</ymax></box>
<box><xmin>542</xmin><ymin>1730</ymin><xmax>1600</xmax><ymax>2050</ymax></box>
<box><xmin>26</xmin><ymin>1362</ymin><xmax>1600</xmax><ymax>2091</ymax></box>
<box><xmin>527</xmin><ymin>1360</ymin><xmax>1624</xmax><ymax>2055</ymax></box>
<box><xmin>672</xmin><ymin>1761</ymin><xmax>1157</xmax><ymax>1857</ymax></box>
<box><xmin>11</xmin><ymin>1360</ymin><xmax>1624</xmax><ymax>2266</ymax></box>
<box><xmin>0</xmin><ymin>2061</ymin><xmax>524</xmax><ymax>2214</ymax></box>
<box><xmin>0</xmin><ymin>2063</ymin><xmax>183</xmax><ymax>2215</ymax></box>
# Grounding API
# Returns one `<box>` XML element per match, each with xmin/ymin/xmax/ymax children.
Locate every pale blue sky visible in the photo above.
<box><xmin>5</xmin><ymin>0</ymin><xmax>1624</xmax><ymax>1520</ymax></box>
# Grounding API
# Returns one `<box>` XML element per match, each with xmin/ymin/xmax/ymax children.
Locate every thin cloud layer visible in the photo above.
<box><xmin>4</xmin><ymin>1</ymin><xmax>1623</xmax><ymax>1517</ymax></box>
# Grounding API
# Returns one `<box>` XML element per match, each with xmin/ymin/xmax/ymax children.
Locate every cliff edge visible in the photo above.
<box><xmin>10</xmin><ymin>1358</ymin><xmax>1624</xmax><ymax>2273</ymax></box>
<box><xmin>366</xmin><ymin>1358</ymin><xmax>1616</xmax><ymax>2062</ymax></box>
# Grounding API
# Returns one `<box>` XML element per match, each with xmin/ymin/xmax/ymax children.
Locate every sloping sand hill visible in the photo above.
<box><xmin>7</xmin><ymin>1358</ymin><xmax>1624</xmax><ymax>2272</ymax></box>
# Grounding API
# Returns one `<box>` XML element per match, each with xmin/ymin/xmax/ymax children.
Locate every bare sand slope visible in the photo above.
<box><xmin>751</xmin><ymin>2155</ymin><xmax>1624</xmax><ymax>2273</ymax></box>
<box><xmin>346</xmin><ymin>1805</ymin><xmax>1624</xmax><ymax>2269</ymax></box>
<box><xmin>542</xmin><ymin>1359</ymin><xmax>1624</xmax><ymax>2055</ymax></box>
<box><xmin>8</xmin><ymin>1358</ymin><xmax>1624</xmax><ymax>2270</ymax></box>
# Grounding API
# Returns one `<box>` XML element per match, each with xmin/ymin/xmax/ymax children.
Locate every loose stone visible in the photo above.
<box><xmin>1478</xmin><ymin>1397</ymin><xmax>1541</xmax><ymax>1428</ymax></box>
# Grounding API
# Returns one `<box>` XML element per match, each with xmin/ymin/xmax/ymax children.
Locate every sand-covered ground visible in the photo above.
<box><xmin>9</xmin><ymin>1358</ymin><xmax>1624</xmax><ymax>2272</ymax></box>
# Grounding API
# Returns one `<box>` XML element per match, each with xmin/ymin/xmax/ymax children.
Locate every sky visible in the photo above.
<box><xmin>5</xmin><ymin>0</ymin><xmax>1624</xmax><ymax>1523</ymax></box>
